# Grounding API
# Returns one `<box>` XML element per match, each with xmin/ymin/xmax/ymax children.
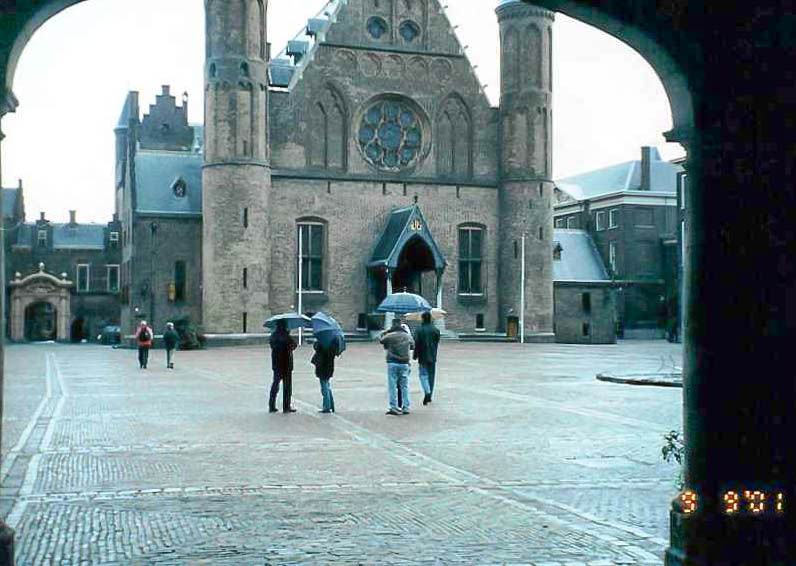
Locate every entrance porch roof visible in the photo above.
<box><xmin>369</xmin><ymin>205</ymin><xmax>446</xmax><ymax>271</ymax></box>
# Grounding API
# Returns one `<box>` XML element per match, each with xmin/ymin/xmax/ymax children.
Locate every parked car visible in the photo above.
<box><xmin>98</xmin><ymin>325</ymin><xmax>121</xmax><ymax>345</ymax></box>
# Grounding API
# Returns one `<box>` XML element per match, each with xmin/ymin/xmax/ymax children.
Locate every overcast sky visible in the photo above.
<box><xmin>1</xmin><ymin>0</ymin><xmax>684</xmax><ymax>223</ymax></box>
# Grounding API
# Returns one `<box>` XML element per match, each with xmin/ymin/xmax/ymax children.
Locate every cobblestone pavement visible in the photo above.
<box><xmin>2</xmin><ymin>340</ymin><xmax>683</xmax><ymax>565</ymax></box>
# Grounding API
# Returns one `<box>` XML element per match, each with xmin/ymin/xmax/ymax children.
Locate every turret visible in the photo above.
<box><xmin>203</xmin><ymin>0</ymin><xmax>271</xmax><ymax>332</ymax></box>
<box><xmin>496</xmin><ymin>0</ymin><xmax>555</xmax><ymax>339</ymax></box>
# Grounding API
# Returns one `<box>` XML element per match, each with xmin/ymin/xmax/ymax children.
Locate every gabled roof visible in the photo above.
<box><xmin>370</xmin><ymin>205</ymin><xmax>446</xmax><ymax>270</ymax></box>
<box><xmin>553</xmin><ymin>229</ymin><xmax>610</xmax><ymax>282</ymax></box>
<box><xmin>134</xmin><ymin>151</ymin><xmax>202</xmax><ymax>216</ymax></box>
<box><xmin>53</xmin><ymin>223</ymin><xmax>106</xmax><ymax>250</ymax></box>
<box><xmin>556</xmin><ymin>148</ymin><xmax>683</xmax><ymax>201</ymax></box>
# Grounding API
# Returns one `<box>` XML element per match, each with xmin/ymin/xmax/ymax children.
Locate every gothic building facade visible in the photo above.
<box><xmin>115</xmin><ymin>0</ymin><xmax>557</xmax><ymax>339</ymax></box>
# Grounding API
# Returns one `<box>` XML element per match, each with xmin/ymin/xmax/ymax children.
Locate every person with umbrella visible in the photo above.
<box><xmin>413</xmin><ymin>310</ymin><xmax>441</xmax><ymax>404</ymax></box>
<box><xmin>310</xmin><ymin>312</ymin><xmax>345</xmax><ymax>414</ymax></box>
<box><xmin>268</xmin><ymin>318</ymin><xmax>298</xmax><ymax>413</ymax></box>
<box><xmin>379</xmin><ymin>317</ymin><xmax>415</xmax><ymax>415</ymax></box>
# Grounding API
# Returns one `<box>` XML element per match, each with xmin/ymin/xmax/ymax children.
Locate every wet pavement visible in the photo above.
<box><xmin>1</xmin><ymin>339</ymin><xmax>683</xmax><ymax>565</ymax></box>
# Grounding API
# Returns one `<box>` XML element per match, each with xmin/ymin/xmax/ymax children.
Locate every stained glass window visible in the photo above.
<box><xmin>400</xmin><ymin>21</ymin><xmax>420</xmax><ymax>42</ymax></box>
<box><xmin>358</xmin><ymin>99</ymin><xmax>423</xmax><ymax>172</ymax></box>
<box><xmin>367</xmin><ymin>17</ymin><xmax>388</xmax><ymax>39</ymax></box>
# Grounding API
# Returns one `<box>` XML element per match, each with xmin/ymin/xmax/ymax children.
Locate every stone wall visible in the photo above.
<box><xmin>554</xmin><ymin>282</ymin><xmax>616</xmax><ymax>344</ymax></box>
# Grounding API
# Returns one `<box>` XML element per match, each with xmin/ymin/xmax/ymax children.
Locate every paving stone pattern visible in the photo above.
<box><xmin>2</xmin><ymin>340</ymin><xmax>683</xmax><ymax>564</ymax></box>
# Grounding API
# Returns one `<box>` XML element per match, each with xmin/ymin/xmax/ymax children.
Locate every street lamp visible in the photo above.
<box><xmin>149</xmin><ymin>222</ymin><xmax>157</xmax><ymax>330</ymax></box>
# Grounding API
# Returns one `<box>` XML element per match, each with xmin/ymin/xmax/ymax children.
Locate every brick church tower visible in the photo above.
<box><xmin>203</xmin><ymin>0</ymin><xmax>271</xmax><ymax>332</ymax></box>
<box><xmin>496</xmin><ymin>0</ymin><xmax>555</xmax><ymax>340</ymax></box>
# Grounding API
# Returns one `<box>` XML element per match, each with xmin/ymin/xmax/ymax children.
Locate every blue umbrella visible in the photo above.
<box><xmin>312</xmin><ymin>312</ymin><xmax>346</xmax><ymax>354</ymax></box>
<box><xmin>263</xmin><ymin>312</ymin><xmax>312</xmax><ymax>330</ymax></box>
<box><xmin>377</xmin><ymin>292</ymin><xmax>432</xmax><ymax>314</ymax></box>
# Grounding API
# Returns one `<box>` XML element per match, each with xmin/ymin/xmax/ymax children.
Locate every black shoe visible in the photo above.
<box><xmin>318</xmin><ymin>409</ymin><xmax>332</xmax><ymax>413</ymax></box>
<box><xmin>386</xmin><ymin>408</ymin><xmax>401</xmax><ymax>416</ymax></box>
<box><xmin>423</xmin><ymin>394</ymin><xmax>430</xmax><ymax>405</ymax></box>
<box><xmin>284</xmin><ymin>408</ymin><xmax>297</xmax><ymax>413</ymax></box>
<box><xmin>269</xmin><ymin>407</ymin><xmax>278</xmax><ymax>413</ymax></box>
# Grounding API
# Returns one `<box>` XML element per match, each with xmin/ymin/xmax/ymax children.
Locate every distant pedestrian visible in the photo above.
<box><xmin>379</xmin><ymin>318</ymin><xmax>414</xmax><ymax>415</ymax></box>
<box><xmin>311</xmin><ymin>336</ymin><xmax>340</xmax><ymax>413</ymax></box>
<box><xmin>413</xmin><ymin>311</ymin><xmax>441</xmax><ymax>405</ymax></box>
<box><xmin>135</xmin><ymin>320</ymin><xmax>153</xmax><ymax>369</ymax></box>
<box><xmin>269</xmin><ymin>319</ymin><xmax>298</xmax><ymax>413</ymax></box>
<box><xmin>163</xmin><ymin>322</ymin><xmax>179</xmax><ymax>369</ymax></box>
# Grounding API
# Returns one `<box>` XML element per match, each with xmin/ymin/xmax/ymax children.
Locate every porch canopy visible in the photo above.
<box><xmin>368</xmin><ymin>205</ymin><xmax>446</xmax><ymax>271</ymax></box>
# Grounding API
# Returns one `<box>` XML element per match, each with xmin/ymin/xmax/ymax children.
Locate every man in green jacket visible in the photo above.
<box><xmin>379</xmin><ymin>318</ymin><xmax>414</xmax><ymax>415</ymax></box>
<box><xmin>163</xmin><ymin>322</ymin><xmax>179</xmax><ymax>369</ymax></box>
<box><xmin>413</xmin><ymin>311</ymin><xmax>440</xmax><ymax>405</ymax></box>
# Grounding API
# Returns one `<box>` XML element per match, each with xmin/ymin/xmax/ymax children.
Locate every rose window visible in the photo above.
<box><xmin>358</xmin><ymin>99</ymin><xmax>423</xmax><ymax>172</ymax></box>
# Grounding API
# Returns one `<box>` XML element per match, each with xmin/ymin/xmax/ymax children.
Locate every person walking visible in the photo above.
<box><xmin>135</xmin><ymin>320</ymin><xmax>153</xmax><ymax>369</ymax></box>
<box><xmin>413</xmin><ymin>311</ymin><xmax>441</xmax><ymax>405</ymax></box>
<box><xmin>379</xmin><ymin>317</ymin><xmax>414</xmax><ymax>415</ymax></box>
<box><xmin>311</xmin><ymin>337</ymin><xmax>339</xmax><ymax>413</ymax></box>
<box><xmin>269</xmin><ymin>319</ymin><xmax>298</xmax><ymax>413</ymax></box>
<box><xmin>163</xmin><ymin>322</ymin><xmax>179</xmax><ymax>369</ymax></box>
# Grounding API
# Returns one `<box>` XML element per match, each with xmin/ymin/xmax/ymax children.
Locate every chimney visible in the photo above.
<box><xmin>641</xmin><ymin>146</ymin><xmax>653</xmax><ymax>191</ymax></box>
<box><xmin>39</xmin><ymin>211</ymin><xmax>45</xmax><ymax>222</ymax></box>
<box><xmin>112</xmin><ymin>212</ymin><xmax>119</xmax><ymax>222</ymax></box>
<box><xmin>69</xmin><ymin>210</ymin><xmax>76</xmax><ymax>224</ymax></box>
<box><xmin>162</xmin><ymin>85</ymin><xmax>170</xmax><ymax>96</ymax></box>
<box><xmin>17</xmin><ymin>179</ymin><xmax>22</xmax><ymax>189</ymax></box>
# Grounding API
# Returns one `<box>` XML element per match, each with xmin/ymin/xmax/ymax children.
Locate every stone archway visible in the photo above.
<box><xmin>9</xmin><ymin>264</ymin><xmax>73</xmax><ymax>343</ymax></box>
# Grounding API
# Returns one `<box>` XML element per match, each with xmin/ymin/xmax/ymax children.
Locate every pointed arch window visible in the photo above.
<box><xmin>458</xmin><ymin>224</ymin><xmax>484</xmax><ymax>295</ymax></box>
<box><xmin>437</xmin><ymin>96</ymin><xmax>472</xmax><ymax>178</ymax></box>
<box><xmin>309</xmin><ymin>87</ymin><xmax>347</xmax><ymax>170</ymax></box>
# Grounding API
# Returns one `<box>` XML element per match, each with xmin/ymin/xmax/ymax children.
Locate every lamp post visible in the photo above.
<box><xmin>520</xmin><ymin>233</ymin><xmax>526</xmax><ymax>344</ymax></box>
<box><xmin>297</xmin><ymin>226</ymin><xmax>303</xmax><ymax>346</ymax></box>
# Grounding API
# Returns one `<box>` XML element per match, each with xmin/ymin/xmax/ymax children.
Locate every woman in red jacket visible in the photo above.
<box><xmin>135</xmin><ymin>320</ymin><xmax>154</xmax><ymax>369</ymax></box>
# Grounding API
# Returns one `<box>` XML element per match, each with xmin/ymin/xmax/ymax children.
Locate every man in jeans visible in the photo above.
<box><xmin>379</xmin><ymin>317</ymin><xmax>414</xmax><ymax>415</ymax></box>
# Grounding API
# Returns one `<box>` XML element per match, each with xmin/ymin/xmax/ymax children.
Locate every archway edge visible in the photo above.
<box><xmin>522</xmin><ymin>0</ymin><xmax>696</xmax><ymax>145</ymax></box>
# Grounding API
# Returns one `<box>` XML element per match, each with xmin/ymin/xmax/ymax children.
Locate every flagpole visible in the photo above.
<box><xmin>298</xmin><ymin>227</ymin><xmax>303</xmax><ymax>346</ymax></box>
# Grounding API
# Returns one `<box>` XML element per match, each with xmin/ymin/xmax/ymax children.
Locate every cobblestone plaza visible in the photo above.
<box><xmin>1</xmin><ymin>340</ymin><xmax>682</xmax><ymax>565</ymax></box>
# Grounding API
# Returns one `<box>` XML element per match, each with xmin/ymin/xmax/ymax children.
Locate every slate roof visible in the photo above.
<box><xmin>556</xmin><ymin>148</ymin><xmax>683</xmax><ymax>201</ymax></box>
<box><xmin>553</xmin><ymin>229</ymin><xmax>610</xmax><ymax>282</ymax></box>
<box><xmin>13</xmin><ymin>223</ymin><xmax>33</xmax><ymax>247</ymax></box>
<box><xmin>268</xmin><ymin>0</ymin><xmax>343</xmax><ymax>89</ymax></box>
<box><xmin>134</xmin><ymin>151</ymin><xmax>202</xmax><ymax>215</ymax></box>
<box><xmin>370</xmin><ymin>205</ymin><xmax>446</xmax><ymax>270</ymax></box>
<box><xmin>53</xmin><ymin>223</ymin><xmax>106</xmax><ymax>250</ymax></box>
<box><xmin>3</xmin><ymin>188</ymin><xmax>20</xmax><ymax>219</ymax></box>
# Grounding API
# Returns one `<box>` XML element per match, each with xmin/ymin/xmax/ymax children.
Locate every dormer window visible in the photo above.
<box><xmin>37</xmin><ymin>230</ymin><xmax>47</xmax><ymax>247</ymax></box>
<box><xmin>110</xmin><ymin>231</ymin><xmax>120</xmax><ymax>248</ymax></box>
<box><xmin>171</xmin><ymin>177</ymin><xmax>187</xmax><ymax>198</ymax></box>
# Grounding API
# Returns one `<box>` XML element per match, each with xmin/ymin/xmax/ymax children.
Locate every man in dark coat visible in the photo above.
<box><xmin>269</xmin><ymin>319</ymin><xmax>298</xmax><ymax>413</ymax></box>
<box><xmin>163</xmin><ymin>322</ymin><xmax>179</xmax><ymax>369</ymax></box>
<box><xmin>311</xmin><ymin>338</ymin><xmax>339</xmax><ymax>413</ymax></box>
<box><xmin>413</xmin><ymin>311</ymin><xmax>440</xmax><ymax>405</ymax></box>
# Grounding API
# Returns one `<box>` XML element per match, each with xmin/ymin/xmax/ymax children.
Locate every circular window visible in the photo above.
<box><xmin>367</xmin><ymin>17</ymin><xmax>388</xmax><ymax>39</ymax></box>
<box><xmin>357</xmin><ymin>98</ymin><xmax>425</xmax><ymax>172</ymax></box>
<box><xmin>399</xmin><ymin>21</ymin><xmax>420</xmax><ymax>43</ymax></box>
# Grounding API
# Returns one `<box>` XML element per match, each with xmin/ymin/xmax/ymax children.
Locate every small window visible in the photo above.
<box><xmin>209</xmin><ymin>63</ymin><xmax>217</xmax><ymax>78</ymax></box>
<box><xmin>582</xmin><ymin>322</ymin><xmax>591</xmax><ymax>337</ymax></box>
<box><xmin>107</xmin><ymin>265</ymin><xmax>120</xmax><ymax>293</ymax></box>
<box><xmin>243</xmin><ymin>208</ymin><xmax>249</xmax><ymax>228</ymax></box>
<box><xmin>243</xmin><ymin>267</ymin><xmax>248</xmax><ymax>289</ymax></box>
<box><xmin>174</xmin><ymin>260</ymin><xmax>186</xmax><ymax>302</ymax></box>
<box><xmin>476</xmin><ymin>314</ymin><xmax>485</xmax><ymax>331</ymax></box>
<box><xmin>399</xmin><ymin>20</ymin><xmax>420</xmax><ymax>42</ymax></box>
<box><xmin>109</xmin><ymin>231</ymin><xmax>119</xmax><ymax>248</ymax></box>
<box><xmin>37</xmin><ymin>230</ymin><xmax>47</xmax><ymax>247</ymax></box>
<box><xmin>538</xmin><ymin>226</ymin><xmax>544</xmax><ymax>240</ymax></box>
<box><xmin>595</xmin><ymin>211</ymin><xmax>606</xmax><ymax>231</ymax></box>
<box><xmin>240</xmin><ymin>62</ymin><xmax>250</xmax><ymax>77</ymax></box>
<box><xmin>514</xmin><ymin>240</ymin><xmax>518</xmax><ymax>259</ymax></box>
<box><xmin>566</xmin><ymin>216</ymin><xmax>576</xmax><ymax>229</ymax></box>
<box><xmin>77</xmin><ymin>264</ymin><xmax>90</xmax><ymax>292</ymax></box>
<box><xmin>243</xmin><ymin>312</ymin><xmax>248</xmax><ymax>333</ymax></box>
<box><xmin>582</xmin><ymin>292</ymin><xmax>591</xmax><ymax>313</ymax></box>
<box><xmin>529</xmin><ymin>200</ymin><xmax>534</xmax><ymax>210</ymax></box>
<box><xmin>357</xmin><ymin>313</ymin><xmax>368</xmax><ymax>330</ymax></box>
<box><xmin>171</xmin><ymin>177</ymin><xmax>187</xmax><ymax>198</ymax></box>
<box><xmin>367</xmin><ymin>16</ymin><xmax>388</xmax><ymax>39</ymax></box>
<box><xmin>609</xmin><ymin>209</ymin><xmax>619</xmax><ymax>229</ymax></box>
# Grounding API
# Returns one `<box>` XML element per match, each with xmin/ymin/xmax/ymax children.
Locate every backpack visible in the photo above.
<box><xmin>140</xmin><ymin>328</ymin><xmax>151</xmax><ymax>342</ymax></box>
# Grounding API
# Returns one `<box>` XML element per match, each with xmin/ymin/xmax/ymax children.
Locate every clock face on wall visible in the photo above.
<box><xmin>357</xmin><ymin>97</ymin><xmax>425</xmax><ymax>173</ymax></box>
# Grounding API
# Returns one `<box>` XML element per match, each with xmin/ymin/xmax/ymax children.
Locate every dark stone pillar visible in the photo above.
<box><xmin>666</xmin><ymin>94</ymin><xmax>796</xmax><ymax>563</ymax></box>
<box><xmin>0</xmin><ymin>110</ymin><xmax>16</xmax><ymax>565</ymax></box>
